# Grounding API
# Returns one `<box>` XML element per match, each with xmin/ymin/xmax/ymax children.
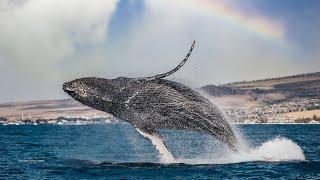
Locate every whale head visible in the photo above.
<box><xmin>63</xmin><ymin>77</ymin><xmax>125</xmax><ymax>115</ymax></box>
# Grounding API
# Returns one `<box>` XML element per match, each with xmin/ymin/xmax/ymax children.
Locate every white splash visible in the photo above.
<box><xmin>178</xmin><ymin>137</ymin><xmax>305</xmax><ymax>165</ymax></box>
<box><xmin>136</xmin><ymin>129</ymin><xmax>176</xmax><ymax>164</ymax></box>
<box><xmin>244</xmin><ymin>137</ymin><xmax>305</xmax><ymax>162</ymax></box>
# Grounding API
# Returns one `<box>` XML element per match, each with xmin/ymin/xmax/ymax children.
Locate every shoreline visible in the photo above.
<box><xmin>1</xmin><ymin>122</ymin><xmax>319</xmax><ymax>126</ymax></box>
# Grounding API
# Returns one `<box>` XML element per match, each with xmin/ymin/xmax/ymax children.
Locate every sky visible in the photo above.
<box><xmin>0</xmin><ymin>0</ymin><xmax>320</xmax><ymax>102</ymax></box>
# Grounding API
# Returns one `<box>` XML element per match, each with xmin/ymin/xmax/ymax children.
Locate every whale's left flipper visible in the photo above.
<box><xmin>136</xmin><ymin>128</ymin><xmax>176</xmax><ymax>163</ymax></box>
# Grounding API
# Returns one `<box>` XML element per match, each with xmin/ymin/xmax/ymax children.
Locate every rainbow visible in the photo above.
<box><xmin>172</xmin><ymin>0</ymin><xmax>285</xmax><ymax>41</ymax></box>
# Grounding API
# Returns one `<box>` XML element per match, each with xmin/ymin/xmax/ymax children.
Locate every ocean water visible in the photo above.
<box><xmin>1</xmin><ymin>123</ymin><xmax>319</xmax><ymax>179</ymax></box>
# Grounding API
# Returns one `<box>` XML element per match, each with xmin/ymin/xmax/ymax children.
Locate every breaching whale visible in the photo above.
<box><xmin>63</xmin><ymin>41</ymin><xmax>238</xmax><ymax>161</ymax></box>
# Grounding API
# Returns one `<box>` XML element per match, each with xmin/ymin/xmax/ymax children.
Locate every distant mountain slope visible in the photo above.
<box><xmin>224</xmin><ymin>72</ymin><xmax>320</xmax><ymax>91</ymax></box>
<box><xmin>200</xmin><ymin>85</ymin><xmax>244</xmax><ymax>96</ymax></box>
<box><xmin>201</xmin><ymin>72</ymin><xmax>320</xmax><ymax>102</ymax></box>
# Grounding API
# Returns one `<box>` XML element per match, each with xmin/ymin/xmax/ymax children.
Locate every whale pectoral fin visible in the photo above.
<box><xmin>135</xmin><ymin>128</ymin><xmax>176</xmax><ymax>163</ymax></box>
<box><xmin>135</xmin><ymin>127</ymin><xmax>164</xmax><ymax>147</ymax></box>
<box><xmin>142</xmin><ymin>41</ymin><xmax>195</xmax><ymax>80</ymax></box>
<box><xmin>135</xmin><ymin>127</ymin><xmax>158</xmax><ymax>140</ymax></box>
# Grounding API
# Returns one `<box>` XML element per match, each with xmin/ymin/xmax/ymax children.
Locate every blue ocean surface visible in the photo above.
<box><xmin>1</xmin><ymin>123</ymin><xmax>319</xmax><ymax>179</ymax></box>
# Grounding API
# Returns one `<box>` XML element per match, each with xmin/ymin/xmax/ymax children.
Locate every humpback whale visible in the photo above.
<box><xmin>63</xmin><ymin>41</ymin><xmax>238</xmax><ymax>160</ymax></box>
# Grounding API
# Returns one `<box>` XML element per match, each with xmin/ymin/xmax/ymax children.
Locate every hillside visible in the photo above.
<box><xmin>201</xmin><ymin>72</ymin><xmax>320</xmax><ymax>103</ymax></box>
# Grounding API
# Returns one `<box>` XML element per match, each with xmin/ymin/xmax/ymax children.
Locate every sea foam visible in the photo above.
<box><xmin>177</xmin><ymin>136</ymin><xmax>305</xmax><ymax>165</ymax></box>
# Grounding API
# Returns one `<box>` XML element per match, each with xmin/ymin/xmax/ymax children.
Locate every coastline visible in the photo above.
<box><xmin>1</xmin><ymin>121</ymin><xmax>319</xmax><ymax>126</ymax></box>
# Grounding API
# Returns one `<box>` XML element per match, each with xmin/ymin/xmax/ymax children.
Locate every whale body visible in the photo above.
<box><xmin>63</xmin><ymin>41</ymin><xmax>238</xmax><ymax>153</ymax></box>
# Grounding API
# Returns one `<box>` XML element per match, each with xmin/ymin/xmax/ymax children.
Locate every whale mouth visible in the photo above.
<box><xmin>64</xmin><ymin>89</ymin><xmax>76</xmax><ymax>97</ymax></box>
<box><xmin>64</xmin><ymin>88</ymin><xmax>74</xmax><ymax>94</ymax></box>
<box><xmin>63</xmin><ymin>83</ymin><xmax>76</xmax><ymax>96</ymax></box>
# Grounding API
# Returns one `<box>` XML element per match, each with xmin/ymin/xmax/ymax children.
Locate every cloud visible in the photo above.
<box><xmin>0</xmin><ymin>0</ymin><xmax>117</xmax><ymax>75</ymax></box>
<box><xmin>0</xmin><ymin>0</ymin><xmax>117</xmax><ymax>102</ymax></box>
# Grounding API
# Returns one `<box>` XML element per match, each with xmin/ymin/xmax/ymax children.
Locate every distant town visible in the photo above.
<box><xmin>0</xmin><ymin>116</ymin><xmax>118</xmax><ymax>126</ymax></box>
<box><xmin>222</xmin><ymin>97</ymin><xmax>320</xmax><ymax>124</ymax></box>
